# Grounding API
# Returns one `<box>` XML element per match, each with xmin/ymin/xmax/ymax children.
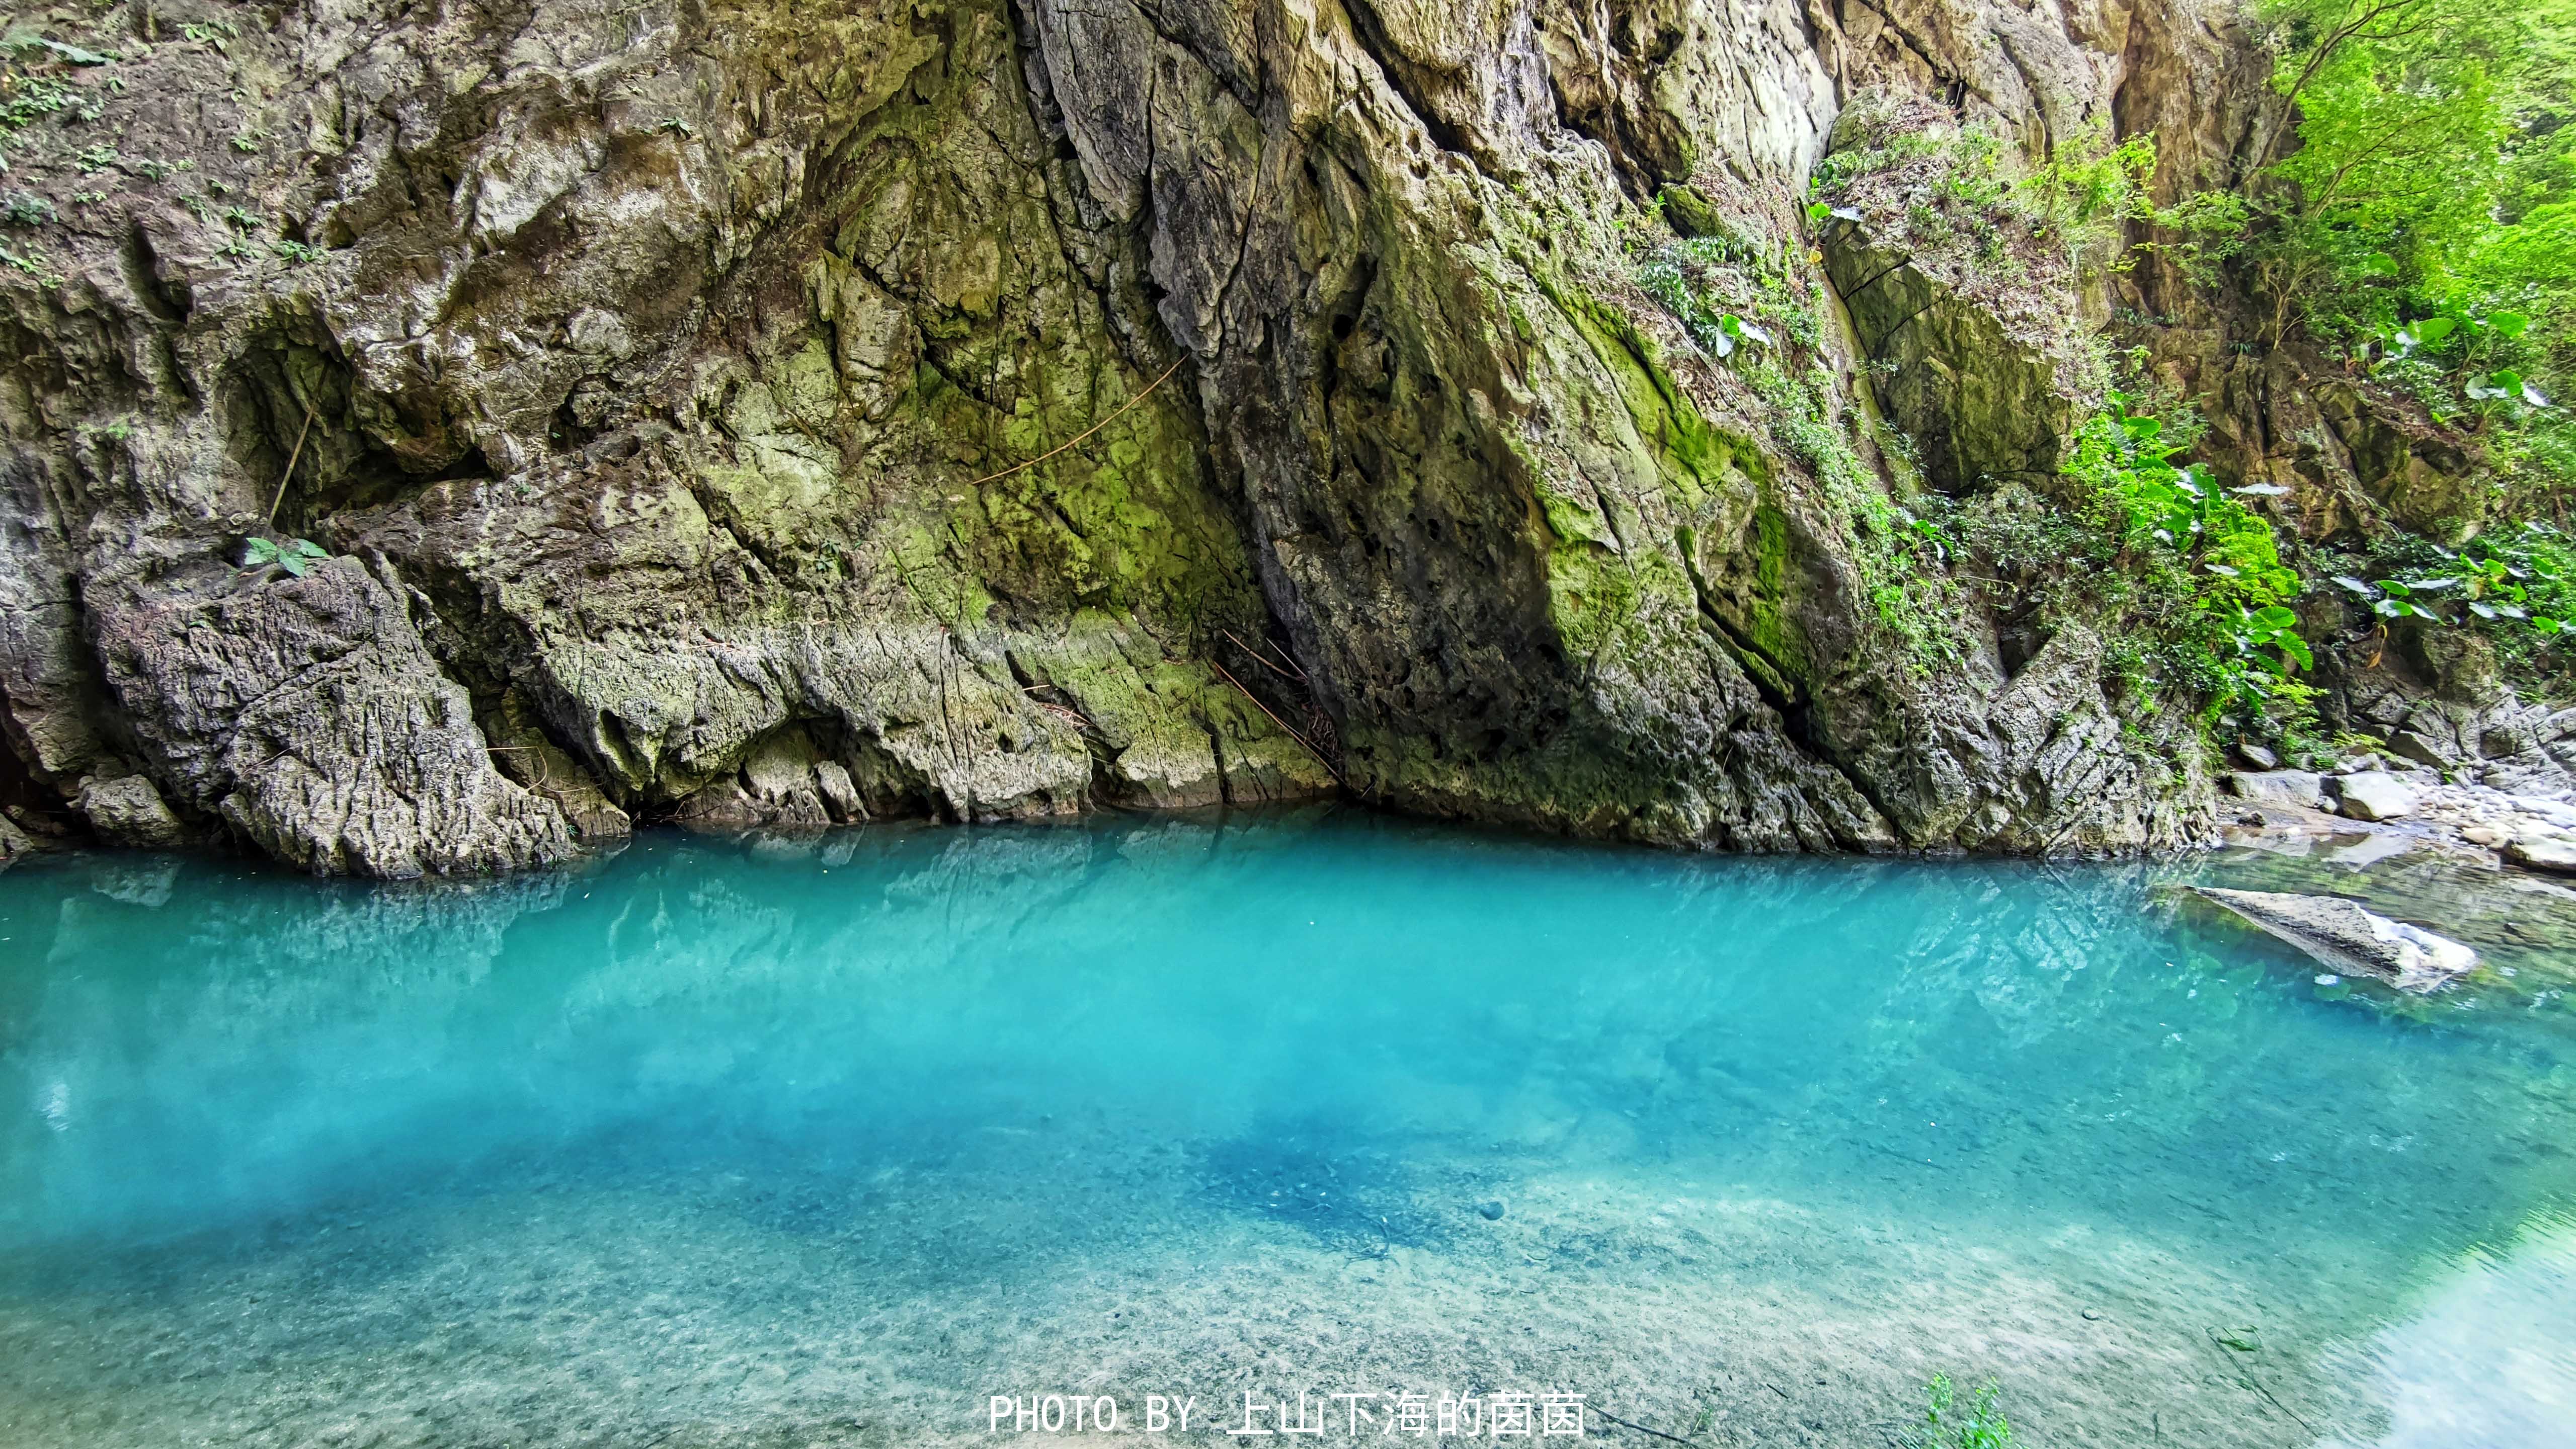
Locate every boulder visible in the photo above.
<box><xmin>2388</xmin><ymin>730</ymin><xmax>2453</xmax><ymax>769</ymax></box>
<box><xmin>74</xmin><ymin>773</ymin><xmax>191</xmax><ymax>849</ymax></box>
<box><xmin>2505</xmin><ymin>836</ymin><xmax>2576</xmax><ymax>875</ymax></box>
<box><xmin>814</xmin><ymin>760</ymin><xmax>865</xmax><ymax>822</ymax></box>
<box><xmin>2333</xmin><ymin>772</ymin><xmax>2418</xmax><ymax>823</ymax></box>
<box><xmin>2225</xmin><ymin>770</ymin><xmax>2326</xmax><ymax>811</ymax></box>
<box><xmin>2233</xmin><ymin>742</ymin><xmax>2280</xmax><ymax>771</ymax></box>
<box><xmin>0</xmin><ymin>810</ymin><xmax>37</xmax><ymax>865</ymax></box>
<box><xmin>2193</xmin><ymin>888</ymin><xmax>2479</xmax><ymax>992</ymax></box>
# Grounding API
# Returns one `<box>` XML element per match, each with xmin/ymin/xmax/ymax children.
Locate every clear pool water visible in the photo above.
<box><xmin>3</xmin><ymin>809</ymin><xmax>2573</xmax><ymax>1446</ymax></box>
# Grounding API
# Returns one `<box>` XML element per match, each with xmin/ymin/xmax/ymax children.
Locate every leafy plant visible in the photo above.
<box><xmin>239</xmin><ymin>537</ymin><xmax>328</xmax><ymax>578</ymax></box>
<box><xmin>270</xmin><ymin>238</ymin><xmax>318</xmax><ymax>266</ymax></box>
<box><xmin>2064</xmin><ymin>393</ymin><xmax>2317</xmax><ymax>733</ymax></box>
<box><xmin>1907</xmin><ymin>1375</ymin><xmax>2013</xmax><ymax>1449</ymax></box>
<box><xmin>2338</xmin><ymin>524</ymin><xmax>2571</xmax><ymax>633</ymax></box>
<box><xmin>1</xmin><ymin>190</ymin><xmax>51</xmax><ymax>226</ymax></box>
<box><xmin>0</xmin><ymin>242</ymin><xmax>58</xmax><ymax>284</ymax></box>
<box><xmin>2245</xmin><ymin>0</ymin><xmax>2572</xmax><ymax>453</ymax></box>
<box><xmin>71</xmin><ymin>141</ymin><xmax>113</xmax><ymax>172</ymax></box>
<box><xmin>2</xmin><ymin>33</ymin><xmax>117</xmax><ymax>66</ymax></box>
<box><xmin>1635</xmin><ymin>238</ymin><xmax>1796</xmax><ymax>359</ymax></box>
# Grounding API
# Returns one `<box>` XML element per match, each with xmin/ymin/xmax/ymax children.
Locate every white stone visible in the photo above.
<box><xmin>2334</xmin><ymin>772</ymin><xmax>2417</xmax><ymax>823</ymax></box>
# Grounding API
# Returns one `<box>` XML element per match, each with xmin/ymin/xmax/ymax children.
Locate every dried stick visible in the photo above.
<box><xmin>960</xmin><ymin>356</ymin><xmax>1185</xmax><ymax>489</ymax></box>
<box><xmin>264</xmin><ymin>398</ymin><xmax>319</xmax><ymax>527</ymax></box>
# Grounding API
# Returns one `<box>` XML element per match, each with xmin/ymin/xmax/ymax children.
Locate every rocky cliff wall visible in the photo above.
<box><xmin>0</xmin><ymin>0</ymin><xmax>2326</xmax><ymax>874</ymax></box>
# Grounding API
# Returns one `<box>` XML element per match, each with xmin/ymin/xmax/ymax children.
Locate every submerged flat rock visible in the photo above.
<box><xmin>2193</xmin><ymin>888</ymin><xmax>2480</xmax><ymax>993</ymax></box>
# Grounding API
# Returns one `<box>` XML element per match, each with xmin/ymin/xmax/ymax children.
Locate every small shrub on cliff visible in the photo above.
<box><xmin>2062</xmin><ymin>398</ymin><xmax>2319</xmax><ymax>737</ymax></box>
<box><xmin>2334</xmin><ymin>522</ymin><xmax>2576</xmax><ymax>693</ymax></box>
<box><xmin>238</xmin><ymin>537</ymin><xmax>329</xmax><ymax>579</ymax></box>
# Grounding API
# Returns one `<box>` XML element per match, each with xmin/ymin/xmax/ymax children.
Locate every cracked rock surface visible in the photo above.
<box><xmin>0</xmin><ymin>0</ymin><xmax>2444</xmax><ymax>874</ymax></box>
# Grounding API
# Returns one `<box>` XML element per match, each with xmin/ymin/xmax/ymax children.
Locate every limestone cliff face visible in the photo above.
<box><xmin>0</xmin><ymin>0</ymin><xmax>2282</xmax><ymax>874</ymax></box>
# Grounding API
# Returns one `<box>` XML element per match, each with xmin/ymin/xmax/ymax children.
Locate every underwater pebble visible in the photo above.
<box><xmin>1477</xmin><ymin>1200</ymin><xmax>1505</xmax><ymax>1221</ymax></box>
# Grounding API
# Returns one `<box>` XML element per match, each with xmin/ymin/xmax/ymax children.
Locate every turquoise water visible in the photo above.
<box><xmin>3</xmin><ymin>809</ymin><xmax>2574</xmax><ymax>1446</ymax></box>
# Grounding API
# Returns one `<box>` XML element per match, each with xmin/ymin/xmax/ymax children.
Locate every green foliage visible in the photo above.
<box><xmin>1908</xmin><ymin>1375</ymin><xmax>2014</xmax><ymax>1449</ymax></box>
<box><xmin>1</xmin><ymin>190</ymin><xmax>50</xmax><ymax>225</ymax></box>
<box><xmin>71</xmin><ymin>141</ymin><xmax>113</xmax><ymax>173</ymax></box>
<box><xmin>240</xmin><ymin>537</ymin><xmax>329</xmax><ymax>579</ymax></box>
<box><xmin>0</xmin><ymin>241</ymin><xmax>58</xmax><ymax>284</ymax></box>
<box><xmin>2055</xmin><ymin>394</ymin><xmax>2319</xmax><ymax>735</ymax></box>
<box><xmin>270</xmin><ymin>238</ymin><xmax>319</xmax><ymax>267</ymax></box>
<box><xmin>1636</xmin><ymin>244</ymin><xmax>1783</xmax><ymax>360</ymax></box>
<box><xmin>1</xmin><ymin>32</ymin><xmax>117</xmax><ymax>66</ymax></box>
<box><xmin>1811</xmin><ymin>100</ymin><xmax>2155</xmax><ymax>274</ymax></box>
<box><xmin>2337</xmin><ymin>522</ymin><xmax>2576</xmax><ymax>688</ymax></box>
<box><xmin>2246</xmin><ymin>0</ymin><xmax>2575</xmax><ymax>489</ymax></box>
<box><xmin>0</xmin><ymin>61</ymin><xmax>73</xmax><ymax>165</ymax></box>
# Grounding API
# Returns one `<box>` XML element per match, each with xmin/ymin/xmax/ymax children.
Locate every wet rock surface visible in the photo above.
<box><xmin>2192</xmin><ymin>887</ymin><xmax>2481</xmax><ymax>993</ymax></box>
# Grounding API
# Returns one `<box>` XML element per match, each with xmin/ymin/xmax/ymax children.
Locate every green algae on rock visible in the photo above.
<box><xmin>0</xmin><ymin>0</ymin><xmax>2532</xmax><ymax>874</ymax></box>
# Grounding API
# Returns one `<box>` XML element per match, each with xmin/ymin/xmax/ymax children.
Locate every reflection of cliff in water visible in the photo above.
<box><xmin>1</xmin><ymin>811</ymin><xmax>2571</xmax><ymax>1370</ymax></box>
<box><xmin>2319</xmin><ymin>1210</ymin><xmax>2576</xmax><ymax>1448</ymax></box>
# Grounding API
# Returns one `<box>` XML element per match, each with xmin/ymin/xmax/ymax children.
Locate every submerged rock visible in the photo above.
<box><xmin>2193</xmin><ymin>888</ymin><xmax>2479</xmax><ymax>993</ymax></box>
<box><xmin>1476</xmin><ymin>1199</ymin><xmax>1506</xmax><ymax>1222</ymax></box>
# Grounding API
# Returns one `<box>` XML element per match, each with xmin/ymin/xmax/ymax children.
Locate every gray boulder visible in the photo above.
<box><xmin>2333</xmin><ymin>772</ymin><xmax>2418</xmax><ymax>823</ymax></box>
<box><xmin>74</xmin><ymin>774</ymin><xmax>191</xmax><ymax>849</ymax></box>
<box><xmin>2226</xmin><ymin>770</ymin><xmax>2326</xmax><ymax>811</ymax></box>
<box><xmin>2193</xmin><ymin>888</ymin><xmax>2479</xmax><ymax>992</ymax></box>
<box><xmin>2504</xmin><ymin>836</ymin><xmax>2576</xmax><ymax>875</ymax></box>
